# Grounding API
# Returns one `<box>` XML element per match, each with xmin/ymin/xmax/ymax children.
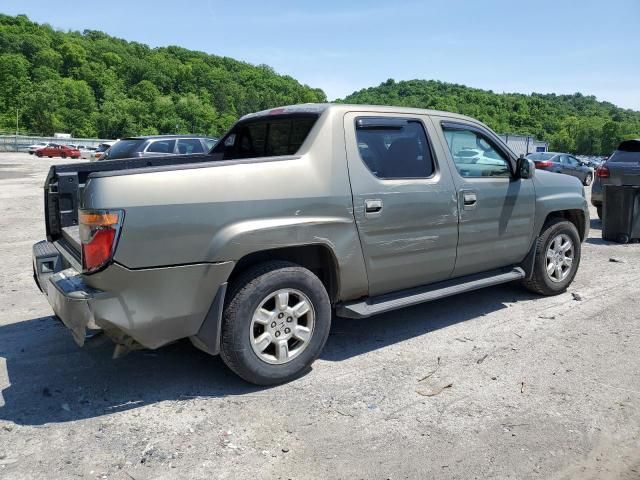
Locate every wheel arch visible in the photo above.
<box><xmin>227</xmin><ymin>244</ymin><xmax>340</xmax><ymax>305</ymax></box>
<box><xmin>543</xmin><ymin>209</ymin><xmax>587</xmax><ymax>241</ymax></box>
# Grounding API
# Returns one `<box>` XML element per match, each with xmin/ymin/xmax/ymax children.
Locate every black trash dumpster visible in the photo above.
<box><xmin>602</xmin><ymin>185</ymin><xmax>640</xmax><ymax>243</ymax></box>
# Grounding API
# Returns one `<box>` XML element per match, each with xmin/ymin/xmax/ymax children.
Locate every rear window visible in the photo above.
<box><xmin>618</xmin><ymin>140</ymin><xmax>640</xmax><ymax>152</ymax></box>
<box><xmin>608</xmin><ymin>150</ymin><xmax>640</xmax><ymax>163</ymax></box>
<box><xmin>211</xmin><ymin>114</ymin><xmax>318</xmax><ymax>160</ymax></box>
<box><xmin>102</xmin><ymin>139</ymin><xmax>143</xmax><ymax>160</ymax></box>
<box><xmin>527</xmin><ymin>152</ymin><xmax>555</xmax><ymax>161</ymax></box>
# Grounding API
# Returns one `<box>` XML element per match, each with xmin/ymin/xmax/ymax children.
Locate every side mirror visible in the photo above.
<box><xmin>517</xmin><ymin>156</ymin><xmax>535</xmax><ymax>179</ymax></box>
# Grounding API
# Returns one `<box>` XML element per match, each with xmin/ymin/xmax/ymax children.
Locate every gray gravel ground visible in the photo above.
<box><xmin>0</xmin><ymin>152</ymin><xmax>638</xmax><ymax>480</ymax></box>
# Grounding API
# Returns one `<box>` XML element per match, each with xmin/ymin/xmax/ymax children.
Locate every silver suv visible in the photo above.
<box><xmin>100</xmin><ymin>135</ymin><xmax>218</xmax><ymax>161</ymax></box>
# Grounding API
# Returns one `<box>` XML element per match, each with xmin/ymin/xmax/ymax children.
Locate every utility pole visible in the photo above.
<box><xmin>15</xmin><ymin>108</ymin><xmax>19</xmax><ymax>152</ymax></box>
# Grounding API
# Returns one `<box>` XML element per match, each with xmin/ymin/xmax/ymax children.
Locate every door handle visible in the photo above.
<box><xmin>364</xmin><ymin>199</ymin><xmax>383</xmax><ymax>216</ymax></box>
<box><xmin>462</xmin><ymin>191</ymin><xmax>477</xmax><ymax>210</ymax></box>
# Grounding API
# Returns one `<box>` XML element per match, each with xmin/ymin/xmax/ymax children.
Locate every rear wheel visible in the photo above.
<box><xmin>36</xmin><ymin>151</ymin><xmax>42</xmax><ymax>157</ymax></box>
<box><xmin>583</xmin><ymin>173</ymin><xmax>593</xmax><ymax>186</ymax></box>
<box><xmin>522</xmin><ymin>218</ymin><xmax>581</xmax><ymax>296</ymax></box>
<box><xmin>596</xmin><ymin>205</ymin><xmax>602</xmax><ymax>219</ymax></box>
<box><xmin>220</xmin><ymin>261</ymin><xmax>331</xmax><ymax>385</ymax></box>
<box><xmin>61</xmin><ymin>153</ymin><xmax>67</xmax><ymax>159</ymax></box>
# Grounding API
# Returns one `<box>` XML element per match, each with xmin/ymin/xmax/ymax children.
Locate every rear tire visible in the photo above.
<box><xmin>61</xmin><ymin>153</ymin><xmax>67</xmax><ymax>159</ymax></box>
<box><xmin>220</xmin><ymin>261</ymin><xmax>331</xmax><ymax>385</ymax></box>
<box><xmin>583</xmin><ymin>173</ymin><xmax>593</xmax><ymax>186</ymax></box>
<box><xmin>36</xmin><ymin>152</ymin><xmax>42</xmax><ymax>157</ymax></box>
<box><xmin>522</xmin><ymin>218</ymin><xmax>581</xmax><ymax>296</ymax></box>
<box><xmin>596</xmin><ymin>205</ymin><xmax>602</xmax><ymax>220</ymax></box>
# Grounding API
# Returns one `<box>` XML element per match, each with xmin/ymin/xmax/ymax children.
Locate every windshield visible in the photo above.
<box><xmin>101</xmin><ymin>139</ymin><xmax>143</xmax><ymax>160</ymax></box>
<box><xmin>527</xmin><ymin>152</ymin><xmax>555</xmax><ymax>161</ymax></box>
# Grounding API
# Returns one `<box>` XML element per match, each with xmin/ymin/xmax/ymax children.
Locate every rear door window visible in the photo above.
<box><xmin>177</xmin><ymin>138</ymin><xmax>205</xmax><ymax>154</ymax></box>
<box><xmin>211</xmin><ymin>114</ymin><xmax>318</xmax><ymax>160</ymax></box>
<box><xmin>354</xmin><ymin>117</ymin><xmax>435</xmax><ymax>179</ymax></box>
<box><xmin>146</xmin><ymin>139</ymin><xmax>176</xmax><ymax>154</ymax></box>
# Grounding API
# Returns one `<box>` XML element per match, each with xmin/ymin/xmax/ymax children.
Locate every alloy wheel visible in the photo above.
<box><xmin>249</xmin><ymin>288</ymin><xmax>315</xmax><ymax>365</ymax></box>
<box><xmin>545</xmin><ymin>233</ymin><xmax>574</xmax><ymax>282</ymax></box>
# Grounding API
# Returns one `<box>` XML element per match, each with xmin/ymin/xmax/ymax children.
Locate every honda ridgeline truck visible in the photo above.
<box><xmin>33</xmin><ymin>104</ymin><xmax>589</xmax><ymax>385</ymax></box>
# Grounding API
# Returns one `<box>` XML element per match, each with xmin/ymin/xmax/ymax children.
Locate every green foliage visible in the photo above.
<box><xmin>2</xmin><ymin>14</ymin><xmax>638</xmax><ymax>154</ymax></box>
<box><xmin>0</xmin><ymin>14</ymin><xmax>325</xmax><ymax>138</ymax></box>
<box><xmin>340</xmin><ymin>79</ymin><xmax>640</xmax><ymax>155</ymax></box>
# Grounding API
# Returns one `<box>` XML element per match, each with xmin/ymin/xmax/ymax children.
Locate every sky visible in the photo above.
<box><xmin>2</xmin><ymin>0</ymin><xmax>639</xmax><ymax>110</ymax></box>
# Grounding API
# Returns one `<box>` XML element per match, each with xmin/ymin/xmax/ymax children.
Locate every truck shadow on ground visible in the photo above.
<box><xmin>0</xmin><ymin>284</ymin><xmax>534</xmax><ymax>426</ymax></box>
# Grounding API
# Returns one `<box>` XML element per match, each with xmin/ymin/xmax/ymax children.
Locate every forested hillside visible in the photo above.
<box><xmin>341</xmin><ymin>79</ymin><xmax>640</xmax><ymax>155</ymax></box>
<box><xmin>1</xmin><ymin>14</ymin><xmax>638</xmax><ymax>154</ymax></box>
<box><xmin>0</xmin><ymin>14</ymin><xmax>326</xmax><ymax>138</ymax></box>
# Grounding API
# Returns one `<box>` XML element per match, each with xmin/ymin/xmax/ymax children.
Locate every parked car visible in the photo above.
<box><xmin>79</xmin><ymin>146</ymin><xmax>97</xmax><ymax>160</ymax></box>
<box><xmin>33</xmin><ymin>103</ymin><xmax>588</xmax><ymax>385</ymax></box>
<box><xmin>591</xmin><ymin>139</ymin><xmax>640</xmax><ymax>218</ymax></box>
<box><xmin>526</xmin><ymin>152</ymin><xmax>594</xmax><ymax>186</ymax></box>
<box><xmin>92</xmin><ymin>142</ymin><xmax>115</xmax><ymax>161</ymax></box>
<box><xmin>99</xmin><ymin>135</ymin><xmax>218</xmax><ymax>161</ymax></box>
<box><xmin>27</xmin><ymin>142</ymin><xmax>52</xmax><ymax>154</ymax></box>
<box><xmin>35</xmin><ymin>143</ymin><xmax>81</xmax><ymax>159</ymax></box>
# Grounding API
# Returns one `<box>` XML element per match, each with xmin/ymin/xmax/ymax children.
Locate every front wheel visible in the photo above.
<box><xmin>583</xmin><ymin>173</ymin><xmax>593</xmax><ymax>186</ymax></box>
<box><xmin>522</xmin><ymin>218</ymin><xmax>581</xmax><ymax>295</ymax></box>
<box><xmin>220</xmin><ymin>261</ymin><xmax>331</xmax><ymax>385</ymax></box>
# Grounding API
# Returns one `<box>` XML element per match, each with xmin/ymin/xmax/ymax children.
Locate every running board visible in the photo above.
<box><xmin>337</xmin><ymin>267</ymin><xmax>525</xmax><ymax>319</ymax></box>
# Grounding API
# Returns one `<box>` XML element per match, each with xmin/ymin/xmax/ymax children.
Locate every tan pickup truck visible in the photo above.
<box><xmin>33</xmin><ymin>103</ymin><xmax>589</xmax><ymax>385</ymax></box>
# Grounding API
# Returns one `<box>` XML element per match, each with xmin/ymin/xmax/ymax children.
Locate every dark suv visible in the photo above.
<box><xmin>591</xmin><ymin>139</ymin><xmax>640</xmax><ymax>218</ymax></box>
<box><xmin>100</xmin><ymin>135</ymin><xmax>218</xmax><ymax>161</ymax></box>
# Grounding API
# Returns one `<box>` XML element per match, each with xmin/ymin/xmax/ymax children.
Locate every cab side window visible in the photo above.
<box><xmin>442</xmin><ymin>125</ymin><xmax>511</xmax><ymax>178</ymax></box>
<box><xmin>355</xmin><ymin>117</ymin><xmax>435</xmax><ymax>179</ymax></box>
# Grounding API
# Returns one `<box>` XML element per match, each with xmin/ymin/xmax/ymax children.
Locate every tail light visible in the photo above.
<box><xmin>535</xmin><ymin>160</ymin><xmax>553</xmax><ymax>168</ymax></box>
<box><xmin>596</xmin><ymin>164</ymin><xmax>610</xmax><ymax>178</ymax></box>
<box><xmin>79</xmin><ymin>210</ymin><xmax>124</xmax><ymax>273</ymax></box>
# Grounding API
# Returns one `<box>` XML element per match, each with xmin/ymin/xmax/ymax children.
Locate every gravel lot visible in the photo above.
<box><xmin>0</xmin><ymin>152</ymin><xmax>638</xmax><ymax>479</ymax></box>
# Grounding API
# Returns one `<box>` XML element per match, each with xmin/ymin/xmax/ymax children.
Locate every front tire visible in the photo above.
<box><xmin>522</xmin><ymin>218</ymin><xmax>581</xmax><ymax>296</ymax></box>
<box><xmin>220</xmin><ymin>261</ymin><xmax>331</xmax><ymax>385</ymax></box>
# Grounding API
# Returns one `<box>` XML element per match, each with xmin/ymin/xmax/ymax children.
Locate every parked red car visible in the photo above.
<box><xmin>35</xmin><ymin>144</ymin><xmax>81</xmax><ymax>159</ymax></box>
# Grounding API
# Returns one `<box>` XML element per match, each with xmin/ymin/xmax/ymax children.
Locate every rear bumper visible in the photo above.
<box><xmin>33</xmin><ymin>240</ymin><xmax>234</xmax><ymax>350</ymax></box>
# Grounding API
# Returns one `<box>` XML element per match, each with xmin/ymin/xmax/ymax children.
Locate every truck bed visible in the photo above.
<box><xmin>44</xmin><ymin>154</ymin><xmax>213</xmax><ymax>247</ymax></box>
